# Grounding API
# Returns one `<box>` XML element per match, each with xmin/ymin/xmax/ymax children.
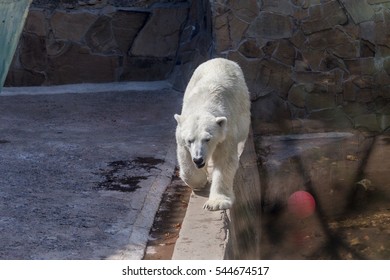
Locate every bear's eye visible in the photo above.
<box><xmin>204</xmin><ymin>138</ymin><xmax>211</xmax><ymax>142</ymax></box>
<box><xmin>187</xmin><ymin>139</ymin><xmax>194</xmax><ymax>145</ymax></box>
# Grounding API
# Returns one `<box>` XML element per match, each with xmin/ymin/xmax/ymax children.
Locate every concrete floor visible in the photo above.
<box><xmin>0</xmin><ymin>82</ymin><xmax>181</xmax><ymax>259</ymax></box>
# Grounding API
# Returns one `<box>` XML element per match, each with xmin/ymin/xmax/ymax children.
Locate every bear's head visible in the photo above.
<box><xmin>174</xmin><ymin>113</ymin><xmax>227</xmax><ymax>169</ymax></box>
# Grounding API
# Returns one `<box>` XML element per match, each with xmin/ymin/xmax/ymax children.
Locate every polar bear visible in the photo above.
<box><xmin>174</xmin><ymin>58</ymin><xmax>251</xmax><ymax>211</ymax></box>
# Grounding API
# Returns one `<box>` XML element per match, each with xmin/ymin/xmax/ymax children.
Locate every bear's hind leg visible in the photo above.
<box><xmin>177</xmin><ymin>144</ymin><xmax>208</xmax><ymax>190</ymax></box>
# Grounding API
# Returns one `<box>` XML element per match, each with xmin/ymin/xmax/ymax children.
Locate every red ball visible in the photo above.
<box><xmin>287</xmin><ymin>191</ymin><xmax>316</xmax><ymax>218</ymax></box>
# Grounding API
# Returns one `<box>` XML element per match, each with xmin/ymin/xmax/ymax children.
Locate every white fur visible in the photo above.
<box><xmin>174</xmin><ymin>58</ymin><xmax>251</xmax><ymax>211</ymax></box>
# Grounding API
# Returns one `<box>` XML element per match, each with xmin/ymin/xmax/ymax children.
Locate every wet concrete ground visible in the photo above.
<box><xmin>0</xmin><ymin>86</ymin><xmax>181</xmax><ymax>259</ymax></box>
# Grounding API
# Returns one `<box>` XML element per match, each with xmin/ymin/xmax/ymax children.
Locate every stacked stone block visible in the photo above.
<box><xmin>211</xmin><ymin>0</ymin><xmax>390</xmax><ymax>133</ymax></box>
<box><xmin>6</xmin><ymin>0</ymin><xmax>390</xmax><ymax>133</ymax></box>
<box><xmin>6</xmin><ymin>0</ymin><xmax>190</xmax><ymax>85</ymax></box>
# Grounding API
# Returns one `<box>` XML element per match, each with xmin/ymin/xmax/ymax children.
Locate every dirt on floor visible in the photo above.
<box><xmin>143</xmin><ymin>169</ymin><xmax>192</xmax><ymax>260</ymax></box>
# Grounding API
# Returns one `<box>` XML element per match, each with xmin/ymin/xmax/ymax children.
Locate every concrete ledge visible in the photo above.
<box><xmin>171</xmin><ymin>192</ymin><xmax>228</xmax><ymax>260</ymax></box>
<box><xmin>172</xmin><ymin>130</ymin><xmax>260</xmax><ymax>260</ymax></box>
<box><xmin>1</xmin><ymin>80</ymin><xmax>172</xmax><ymax>96</ymax></box>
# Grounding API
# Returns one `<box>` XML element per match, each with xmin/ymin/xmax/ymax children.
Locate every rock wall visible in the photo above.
<box><xmin>7</xmin><ymin>0</ymin><xmax>390</xmax><ymax>132</ymax></box>
<box><xmin>170</xmin><ymin>0</ymin><xmax>213</xmax><ymax>91</ymax></box>
<box><xmin>5</xmin><ymin>0</ymin><xmax>212</xmax><ymax>87</ymax></box>
<box><xmin>211</xmin><ymin>0</ymin><xmax>390</xmax><ymax>133</ymax></box>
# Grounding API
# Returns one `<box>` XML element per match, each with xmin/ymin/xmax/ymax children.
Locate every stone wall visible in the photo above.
<box><xmin>7</xmin><ymin>0</ymin><xmax>390</xmax><ymax>132</ymax></box>
<box><xmin>211</xmin><ymin>0</ymin><xmax>390</xmax><ymax>133</ymax></box>
<box><xmin>170</xmin><ymin>0</ymin><xmax>213</xmax><ymax>91</ymax></box>
<box><xmin>5</xmin><ymin>0</ymin><xmax>212</xmax><ymax>87</ymax></box>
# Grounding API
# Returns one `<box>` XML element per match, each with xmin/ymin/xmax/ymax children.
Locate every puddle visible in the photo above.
<box><xmin>96</xmin><ymin>157</ymin><xmax>164</xmax><ymax>192</ymax></box>
<box><xmin>132</xmin><ymin>157</ymin><xmax>165</xmax><ymax>168</ymax></box>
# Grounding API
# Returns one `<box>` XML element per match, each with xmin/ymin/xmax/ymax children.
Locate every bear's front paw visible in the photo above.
<box><xmin>203</xmin><ymin>197</ymin><xmax>233</xmax><ymax>211</ymax></box>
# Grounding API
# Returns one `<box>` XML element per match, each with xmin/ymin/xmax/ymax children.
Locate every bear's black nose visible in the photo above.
<box><xmin>193</xmin><ymin>157</ymin><xmax>205</xmax><ymax>168</ymax></box>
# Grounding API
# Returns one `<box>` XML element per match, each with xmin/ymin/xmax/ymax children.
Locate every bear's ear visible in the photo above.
<box><xmin>174</xmin><ymin>114</ymin><xmax>181</xmax><ymax>125</ymax></box>
<box><xmin>216</xmin><ymin>117</ymin><xmax>227</xmax><ymax>128</ymax></box>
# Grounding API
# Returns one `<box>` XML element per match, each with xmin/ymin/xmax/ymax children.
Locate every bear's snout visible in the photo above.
<box><xmin>193</xmin><ymin>157</ymin><xmax>205</xmax><ymax>168</ymax></box>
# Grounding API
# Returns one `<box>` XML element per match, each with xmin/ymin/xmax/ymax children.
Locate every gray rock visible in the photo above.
<box><xmin>111</xmin><ymin>10</ymin><xmax>149</xmax><ymax>54</ymax></box>
<box><xmin>20</xmin><ymin>33</ymin><xmax>47</xmax><ymax>72</ymax></box>
<box><xmin>354</xmin><ymin>114</ymin><xmax>381</xmax><ymax>131</ymax></box>
<box><xmin>130</xmin><ymin>6</ymin><xmax>188</xmax><ymax>57</ymax></box>
<box><xmin>238</xmin><ymin>39</ymin><xmax>263</xmax><ymax>59</ymax></box>
<box><xmin>247</xmin><ymin>12</ymin><xmax>293</xmax><ymax>40</ymax></box>
<box><xmin>47</xmin><ymin>43</ymin><xmax>119</xmax><ymax>84</ymax></box>
<box><xmin>308</xmin><ymin>28</ymin><xmax>359</xmax><ymax>58</ymax></box>
<box><xmin>50</xmin><ymin>10</ymin><xmax>98</xmax><ymax>42</ymax></box>
<box><xmin>24</xmin><ymin>8</ymin><xmax>47</xmax><ymax>37</ymax></box>
<box><xmin>121</xmin><ymin>56</ymin><xmax>174</xmax><ymax>81</ymax></box>
<box><xmin>85</xmin><ymin>15</ymin><xmax>117</xmax><ymax>54</ymax></box>
<box><xmin>339</xmin><ymin>0</ymin><xmax>375</xmax><ymax>24</ymax></box>
<box><xmin>288</xmin><ymin>84</ymin><xmax>307</xmax><ymax>108</ymax></box>
<box><xmin>301</xmin><ymin>0</ymin><xmax>347</xmax><ymax>34</ymax></box>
